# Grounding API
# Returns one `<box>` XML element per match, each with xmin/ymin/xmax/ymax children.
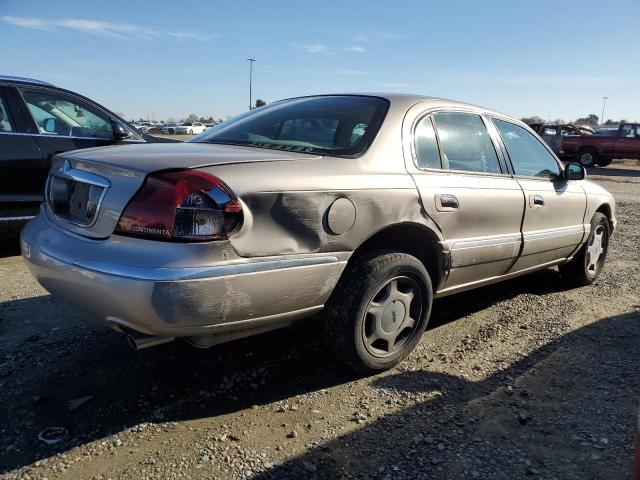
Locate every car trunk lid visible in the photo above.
<box><xmin>45</xmin><ymin>143</ymin><xmax>321</xmax><ymax>239</ymax></box>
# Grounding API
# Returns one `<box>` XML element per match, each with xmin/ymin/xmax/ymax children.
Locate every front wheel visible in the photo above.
<box><xmin>323</xmin><ymin>251</ymin><xmax>433</xmax><ymax>375</ymax></box>
<box><xmin>559</xmin><ymin>212</ymin><xmax>609</xmax><ymax>286</ymax></box>
<box><xmin>577</xmin><ymin>149</ymin><xmax>598</xmax><ymax>168</ymax></box>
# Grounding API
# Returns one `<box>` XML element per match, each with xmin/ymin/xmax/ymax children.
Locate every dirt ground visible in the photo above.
<box><xmin>0</xmin><ymin>161</ymin><xmax>639</xmax><ymax>480</ymax></box>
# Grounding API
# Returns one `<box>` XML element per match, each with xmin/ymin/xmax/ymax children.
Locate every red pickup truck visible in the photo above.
<box><xmin>562</xmin><ymin>123</ymin><xmax>640</xmax><ymax>167</ymax></box>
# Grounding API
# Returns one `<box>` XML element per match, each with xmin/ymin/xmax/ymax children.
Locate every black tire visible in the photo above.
<box><xmin>559</xmin><ymin>212</ymin><xmax>609</xmax><ymax>286</ymax></box>
<box><xmin>323</xmin><ymin>251</ymin><xmax>433</xmax><ymax>375</ymax></box>
<box><xmin>577</xmin><ymin>148</ymin><xmax>598</xmax><ymax>168</ymax></box>
<box><xmin>595</xmin><ymin>158</ymin><xmax>613</xmax><ymax>167</ymax></box>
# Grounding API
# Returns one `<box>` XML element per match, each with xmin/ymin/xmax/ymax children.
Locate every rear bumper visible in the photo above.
<box><xmin>21</xmin><ymin>214</ymin><xmax>346</xmax><ymax>337</ymax></box>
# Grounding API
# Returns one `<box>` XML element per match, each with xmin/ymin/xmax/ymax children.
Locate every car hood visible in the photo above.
<box><xmin>61</xmin><ymin>142</ymin><xmax>322</xmax><ymax>174</ymax></box>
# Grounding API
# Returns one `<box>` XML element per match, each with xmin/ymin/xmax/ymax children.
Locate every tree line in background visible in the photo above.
<box><xmin>130</xmin><ymin>99</ymin><xmax>267</xmax><ymax>124</ymax></box>
<box><xmin>521</xmin><ymin>114</ymin><xmax>629</xmax><ymax>127</ymax></box>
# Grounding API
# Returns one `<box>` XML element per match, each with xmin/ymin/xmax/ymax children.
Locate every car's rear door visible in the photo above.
<box><xmin>405</xmin><ymin>108</ymin><xmax>526</xmax><ymax>292</ymax></box>
<box><xmin>13</xmin><ymin>85</ymin><xmax>143</xmax><ymax>173</ymax></box>
<box><xmin>491</xmin><ymin>118</ymin><xmax>587</xmax><ymax>272</ymax></box>
<box><xmin>0</xmin><ymin>85</ymin><xmax>45</xmax><ymax>222</ymax></box>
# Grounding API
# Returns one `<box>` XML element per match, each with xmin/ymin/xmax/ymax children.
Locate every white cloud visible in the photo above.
<box><xmin>379</xmin><ymin>32</ymin><xmax>407</xmax><ymax>40</ymax></box>
<box><xmin>344</xmin><ymin>46</ymin><xmax>365</xmax><ymax>53</ymax></box>
<box><xmin>290</xmin><ymin>42</ymin><xmax>332</xmax><ymax>54</ymax></box>
<box><xmin>1</xmin><ymin>16</ymin><xmax>212</xmax><ymax>41</ymax></box>
<box><xmin>337</xmin><ymin>69</ymin><xmax>368</xmax><ymax>76</ymax></box>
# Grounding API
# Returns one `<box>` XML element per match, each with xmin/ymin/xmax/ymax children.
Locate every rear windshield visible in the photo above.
<box><xmin>190</xmin><ymin>95</ymin><xmax>389</xmax><ymax>157</ymax></box>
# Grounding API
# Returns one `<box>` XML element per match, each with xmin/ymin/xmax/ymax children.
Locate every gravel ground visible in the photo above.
<box><xmin>0</xmin><ymin>160</ymin><xmax>639</xmax><ymax>480</ymax></box>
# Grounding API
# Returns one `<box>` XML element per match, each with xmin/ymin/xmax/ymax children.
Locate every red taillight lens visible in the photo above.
<box><xmin>115</xmin><ymin>170</ymin><xmax>243</xmax><ymax>242</ymax></box>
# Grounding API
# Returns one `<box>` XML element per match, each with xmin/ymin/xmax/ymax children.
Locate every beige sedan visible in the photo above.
<box><xmin>21</xmin><ymin>94</ymin><xmax>615</xmax><ymax>374</ymax></box>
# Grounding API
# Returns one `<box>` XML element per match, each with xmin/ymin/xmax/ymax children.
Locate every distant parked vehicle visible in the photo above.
<box><xmin>0</xmin><ymin>75</ymin><xmax>178</xmax><ymax>236</ymax></box>
<box><xmin>563</xmin><ymin>123</ymin><xmax>640</xmax><ymax>167</ymax></box>
<box><xmin>175</xmin><ymin>122</ymin><xmax>206</xmax><ymax>135</ymax></box>
<box><xmin>161</xmin><ymin>123</ymin><xmax>179</xmax><ymax>134</ymax></box>
<box><xmin>530</xmin><ymin>123</ymin><xmax>595</xmax><ymax>158</ymax></box>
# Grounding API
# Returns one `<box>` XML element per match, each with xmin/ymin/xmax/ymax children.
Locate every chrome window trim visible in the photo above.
<box><xmin>0</xmin><ymin>130</ymin><xmax>145</xmax><ymax>142</ymax></box>
<box><xmin>72</xmin><ymin>256</ymin><xmax>344</xmax><ymax>282</ymax></box>
<box><xmin>46</xmin><ymin>160</ymin><xmax>111</xmax><ymax>228</ymax></box>
<box><xmin>0</xmin><ymin>215</ymin><xmax>35</xmax><ymax>222</ymax></box>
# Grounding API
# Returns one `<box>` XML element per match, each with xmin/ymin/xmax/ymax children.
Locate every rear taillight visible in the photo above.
<box><xmin>115</xmin><ymin>170</ymin><xmax>242</xmax><ymax>242</ymax></box>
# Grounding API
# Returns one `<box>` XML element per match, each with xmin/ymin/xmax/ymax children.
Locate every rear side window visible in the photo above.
<box><xmin>0</xmin><ymin>94</ymin><xmax>14</xmax><ymax>132</ymax></box>
<box><xmin>191</xmin><ymin>95</ymin><xmax>388</xmax><ymax>157</ymax></box>
<box><xmin>20</xmin><ymin>89</ymin><xmax>113</xmax><ymax>139</ymax></box>
<box><xmin>414</xmin><ymin>116</ymin><xmax>441</xmax><ymax>169</ymax></box>
<box><xmin>432</xmin><ymin>112</ymin><xmax>501</xmax><ymax>174</ymax></box>
<box><xmin>494</xmin><ymin>119</ymin><xmax>560</xmax><ymax>179</ymax></box>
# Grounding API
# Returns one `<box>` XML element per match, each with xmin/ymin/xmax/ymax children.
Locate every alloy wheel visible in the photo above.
<box><xmin>362</xmin><ymin>276</ymin><xmax>423</xmax><ymax>358</ymax></box>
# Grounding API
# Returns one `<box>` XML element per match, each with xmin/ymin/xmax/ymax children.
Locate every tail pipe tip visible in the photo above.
<box><xmin>127</xmin><ymin>334</ymin><xmax>175</xmax><ymax>350</ymax></box>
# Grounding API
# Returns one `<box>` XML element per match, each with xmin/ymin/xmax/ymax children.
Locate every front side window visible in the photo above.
<box><xmin>432</xmin><ymin>112</ymin><xmax>501</xmax><ymax>174</ymax></box>
<box><xmin>621</xmin><ymin>124</ymin><xmax>638</xmax><ymax>137</ymax></box>
<box><xmin>414</xmin><ymin>116</ymin><xmax>441</xmax><ymax>169</ymax></box>
<box><xmin>494</xmin><ymin>118</ymin><xmax>560</xmax><ymax>179</ymax></box>
<box><xmin>20</xmin><ymin>89</ymin><xmax>113</xmax><ymax>139</ymax></box>
<box><xmin>0</xmin><ymin>94</ymin><xmax>13</xmax><ymax>132</ymax></box>
<box><xmin>191</xmin><ymin>95</ymin><xmax>388</xmax><ymax>157</ymax></box>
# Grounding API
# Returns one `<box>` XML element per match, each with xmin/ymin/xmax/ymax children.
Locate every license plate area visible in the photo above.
<box><xmin>47</xmin><ymin>162</ymin><xmax>110</xmax><ymax>227</ymax></box>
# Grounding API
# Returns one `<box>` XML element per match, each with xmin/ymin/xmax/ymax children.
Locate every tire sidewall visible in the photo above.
<box><xmin>578</xmin><ymin>150</ymin><xmax>597</xmax><ymax>167</ymax></box>
<box><xmin>352</xmin><ymin>256</ymin><xmax>432</xmax><ymax>372</ymax></box>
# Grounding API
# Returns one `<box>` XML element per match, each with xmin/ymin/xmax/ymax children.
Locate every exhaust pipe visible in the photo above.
<box><xmin>127</xmin><ymin>334</ymin><xmax>175</xmax><ymax>350</ymax></box>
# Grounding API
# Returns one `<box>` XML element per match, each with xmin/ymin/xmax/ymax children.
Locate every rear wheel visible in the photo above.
<box><xmin>577</xmin><ymin>148</ymin><xmax>598</xmax><ymax>168</ymax></box>
<box><xmin>559</xmin><ymin>212</ymin><xmax>609</xmax><ymax>286</ymax></box>
<box><xmin>323</xmin><ymin>251</ymin><xmax>433</xmax><ymax>374</ymax></box>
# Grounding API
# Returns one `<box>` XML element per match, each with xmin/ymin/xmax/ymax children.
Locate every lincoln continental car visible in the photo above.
<box><xmin>21</xmin><ymin>94</ymin><xmax>615</xmax><ymax>373</ymax></box>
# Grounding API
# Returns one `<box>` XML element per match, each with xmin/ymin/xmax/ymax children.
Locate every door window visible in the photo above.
<box><xmin>414</xmin><ymin>116</ymin><xmax>441</xmax><ymax>169</ymax></box>
<box><xmin>432</xmin><ymin>112</ymin><xmax>501</xmax><ymax>173</ymax></box>
<box><xmin>20</xmin><ymin>89</ymin><xmax>113</xmax><ymax>139</ymax></box>
<box><xmin>621</xmin><ymin>124</ymin><xmax>638</xmax><ymax>138</ymax></box>
<box><xmin>0</xmin><ymin>95</ymin><xmax>14</xmax><ymax>132</ymax></box>
<box><xmin>494</xmin><ymin>119</ymin><xmax>561</xmax><ymax>179</ymax></box>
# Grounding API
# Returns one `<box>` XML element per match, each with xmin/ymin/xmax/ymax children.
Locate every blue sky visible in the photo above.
<box><xmin>1</xmin><ymin>0</ymin><xmax>638</xmax><ymax>122</ymax></box>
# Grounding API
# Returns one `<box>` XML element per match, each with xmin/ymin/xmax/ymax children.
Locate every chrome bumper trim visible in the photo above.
<box><xmin>0</xmin><ymin>215</ymin><xmax>35</xmax><ymax>222</ymax></box>
<box><xmin>72</xmin><ymin>255</ymin><xmax>342</xmax><ymax>282</ymax></box>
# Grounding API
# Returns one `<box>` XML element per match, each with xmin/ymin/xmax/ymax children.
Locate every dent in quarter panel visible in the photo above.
<box><xmin>230</xmin><ymin>189</ymin><xmax>434</xmax><ymax>257</ymax></box>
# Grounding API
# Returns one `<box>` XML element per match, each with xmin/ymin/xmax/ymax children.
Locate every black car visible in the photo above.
<box><xmin>0</xmin><ymin>75</ymin><xmax>177</xmax><ymax>236</ymax></box>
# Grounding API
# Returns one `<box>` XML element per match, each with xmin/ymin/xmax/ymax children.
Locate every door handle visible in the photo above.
<box><xmin>439</xmin><ymin>194</ymin><xmax>459</xmax><ymax>209</ymax></box>
<box><xmin>531</xmin><ymin>194</ymin><xmax>545</xmax><ymax>207</ymax></box>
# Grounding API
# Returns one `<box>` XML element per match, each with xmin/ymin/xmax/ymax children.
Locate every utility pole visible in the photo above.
<box><xmin>247</xmin><ymin>57</ymin><xmax>256</xmax><ymax>110</ymax></box>
<box><xmin>601</xmin><ymin>96</ymin><xmax>608</xmax><ymax>126</ymax></box>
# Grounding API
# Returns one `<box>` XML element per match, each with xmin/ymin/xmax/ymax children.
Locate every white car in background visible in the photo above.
<box><xmin>175</xmin><ymin>122</ymin><xmax>206</xmax><ymax>135</ymax></box>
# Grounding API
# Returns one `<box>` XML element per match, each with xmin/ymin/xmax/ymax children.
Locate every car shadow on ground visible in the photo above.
<box><xmin>589</xmin><ymin>166</ymin><xmax>640</xmax><ymax>178</ymax></box>
<box><xmin>0</xmin><ymin>239</ymin><xmax>21</xmax><ymax>258</ymax></box>
<box><xmin>258</xmin><ymin>310</ymin><xmax>640</xmax><ymax>479</ymax></box>
<box><xmin>0</xmin><ymin>268</ymin><xmax>630</xmax><ymax>476</ymax></box>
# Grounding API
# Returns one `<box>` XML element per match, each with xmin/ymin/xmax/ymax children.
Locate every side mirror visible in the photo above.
<box><xmin>113</xmin><ymin>121</ymin><xmax>132</xmax><ymax>140</ymax></box>
<box><xmin>564</xmin><ymin>162</ymin><xmax>586</xmax><ymax>181</ymax></box>
<box><xmin>43</xmin><ymin>117</ymin><xmax>57</xmax><ymax>133</ymax></box>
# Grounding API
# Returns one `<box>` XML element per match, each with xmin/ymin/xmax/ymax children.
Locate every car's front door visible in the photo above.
<box><xmin>492</xmin><ymin>118</ymin><xmax>587</xmax><ymax>272</ymax></box>
<box><xmin>0</xmin><ymin>86</ymin><xmax>45</xmax><ymax>222</ymax></box>
<box><xmin>13</xmin><ymin>86</ymin><xmax>139</xmax><ymax>174</ymax></box>
<box><xmin>406</xmin><ymin>110</ymin><xmax>526</xmax><ymax>292</ymax></box>
<box><xmin>614</xmin><ymin>124</ymin><xmax>640</xmax><ymax>159</ymax></box>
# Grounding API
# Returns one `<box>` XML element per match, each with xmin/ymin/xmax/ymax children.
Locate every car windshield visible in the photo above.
<box><xmin>190</xmin><ymin>95</ymin><xmax>389</xmax><ymax>156</ymax></box>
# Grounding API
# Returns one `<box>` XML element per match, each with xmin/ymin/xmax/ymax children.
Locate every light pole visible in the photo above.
<box><xmin>247</xmin><ymin>57</ymin><xmax>256</xmax><ymax>110</ymax></box>
<box><xmin>601</xmin><ymin>96</ymin><xmax>608</xmax><ymax>126</ymax></box>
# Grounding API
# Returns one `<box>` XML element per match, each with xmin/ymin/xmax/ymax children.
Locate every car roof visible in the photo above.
<box><xmin>285</xmin><ymin>92</ymin><xmax>513</xmax><ymax>120</ymax></box>
<box><xmin>0</xmin><ymin>75</ymin><xmax>55</xmax><ymax>87</ymax></box>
